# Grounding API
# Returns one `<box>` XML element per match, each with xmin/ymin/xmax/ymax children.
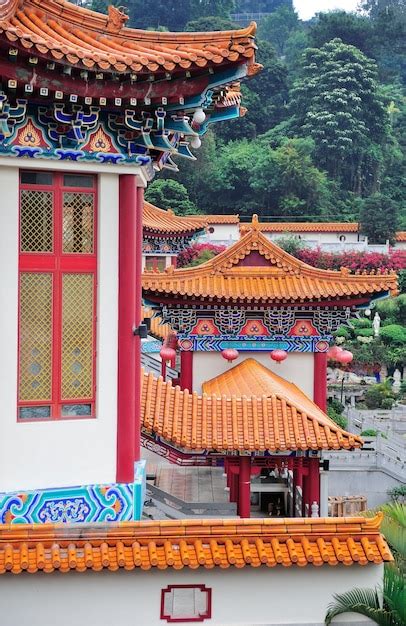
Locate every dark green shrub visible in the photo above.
<box><xmin>327</xmin><ymin>406</ymin><xmax>348</xmax><ymax>429</ymax></box>
<box><xmin>381</xmin><ymin>397</ymin><xmax>395</xmax><ymax>410</ymax></box>
<box><xmin>361</xmin><ymin>429</ymin><xmax>378</xmax><ymax>437</ymax></box>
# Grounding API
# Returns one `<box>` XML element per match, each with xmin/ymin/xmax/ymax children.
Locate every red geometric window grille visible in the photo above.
<box><xmin>18</xmin><ymin>171</ymin><xmax>97</xmax><ymax>421</ymax></box>
<box><xmin>160</xmin><ymin>585</ymin><xmax>212</xmax><ymax>623</ymax></box>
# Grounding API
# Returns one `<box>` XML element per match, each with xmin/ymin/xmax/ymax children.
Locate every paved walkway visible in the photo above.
<box><xmin>143</xmin><ymin>449</ymin><xmax>228</xmax><ymax>503</ymax></box>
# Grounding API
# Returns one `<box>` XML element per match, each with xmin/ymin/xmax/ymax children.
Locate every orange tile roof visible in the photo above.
<box><xmin>143</xmin><ymin>202</ymin><xmax>207</xmax><ymax>236</ymax></box>
<box><xmin>396</xmin><ymin>231</ymin><xmax>406</xmax><ymax>242</ymax></box>
<box><xmin>188</xmin><ymin>214</ymin><xmax>240</xmax><ymax>224</ymax></box>
<box><xmin>141</xmin><ymin>368</ymin><xmax>363</xmax><ymax>451</ymax></box>
<box><xmin>203</xmin><ymin>358</ymin><xmax>336</xmax><ymax>427</ymax></box>
<box><xmin>0</xmin><ymin>0</ymin><xmax>257</xmax><ymax>74</ymax></box>
<box><xmin>142</xmin><ymin>216</ymin><xmax>398</xmax><ymax>304</ymax></box>
<box><xmin>142</xmin><ymin>306</ymin><xmax>171</xmax><ymax>341</ymax></box>
<box><xmin>249</xmin><ymin>222</ymin><xmax>360</xmax><ymax>234</ymax></box>
<box><xmin>0</xmin><ymin>514</ymin><xmax>391</xmax><ymax>574</ymax></box>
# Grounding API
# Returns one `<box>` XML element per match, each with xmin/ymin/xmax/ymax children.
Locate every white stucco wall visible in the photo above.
<box><xmin>193</xmin><ymin>352</ymin><xmax>314</xmax><ymax>399</ymax></box>
<box><xmin>202</xmin><ymin>223</ymin><xmax>239</xmax><ymax>244</ymax></box>
<box><xmin>0</xmin><ymin>563</ymin><xmax>381</xmax><ymax>625</ymax></box>
<box><xmin>0</xmin><ymin>168</ymin><xmax>121</xmax><ymax>491</ymax></box>
<box><xmin>265</xmin><ymin>231</ymin><xmax>360</xmax><ymax>245</ymax></box>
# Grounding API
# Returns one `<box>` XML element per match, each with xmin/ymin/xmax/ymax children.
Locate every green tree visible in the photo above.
<box><xmin>257</xmin><ymin>4</ymin><xmax>299</xmax><ymax>56</ymax></box>
<box><xmin>185</xmin><ymin>16</ymin><xmax>238</xmax><ymax>31</ymax></box>
<box><xmin>309</xmin><ymin>11</ymin><xmax>375</xmax><ymax>57</ymax></box>
<box><xmin>290</xmin><ymin>39</ymin><xmax>389</xmax><ymax>195</ymax></box>
<box><xmin>144</xmin><ymin>179</ymin><xmax>198</xmax><ymax>215</ymax></box>
<box><xmin>359</xmin><ymin>193</ymin><xmax>398</xmax><ymax>243</ymax></box>
<box><xmin>214</xmin><ymin>41</ymin><xmax>289</xmax><ymax>141</ymax></box>
<box><xmin>249</xmin><ymin>138</ymin><xmax>330</xmax><ymax>217</ymax></box>
<box><xmin>128</xmin><ymin>0</ymin><xmax>234</xmax><ymax>31</ymax></box>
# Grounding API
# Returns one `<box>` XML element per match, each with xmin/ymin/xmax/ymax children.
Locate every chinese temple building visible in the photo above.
<box><xmin>142</xmin><ymin>216</ymin><xmax>397</xmax><ymax>517</ymax></box>
<box><xmin>143</xmin><ymin>215</ymin><xmax>397</xmax><ymax>399</ymax></box>
<box><xmin>0</xmin><ymin>3</ymin><xmax>396</xmax><ymax>622</ymax></box>
<box><xmin>142</xmin><ymin>201</ymin><xmax>207</xmax><ymax>271</ymax></box>
<box><xmin>0</xmin><ymin>0</ymin><xmax>259</xmax><ymax>523</ymax></box>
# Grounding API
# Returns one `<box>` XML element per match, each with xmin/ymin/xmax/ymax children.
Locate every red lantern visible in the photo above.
<box><xmin>270</xmin><ymin>349</ymin><xmax>288</xmax><ymax>363</ymax></box>
<box><xmin>327</xmin><ymin>345</ymin><xmax>343</xmax><ymax>361</ymax></box>
<box><xmin>221</xmin><ymin>348</ymin><xmax>239</xmax><ymax>363</ymax></box>
<box><xmin>160</xmin><ymin>346</ymin><xmax>176</xmax><ymax>362</ymax></box>
<box><xmin>336</xmin><ymin>349</ymin><xmax>353</xmax><ymax>365</ymax></box>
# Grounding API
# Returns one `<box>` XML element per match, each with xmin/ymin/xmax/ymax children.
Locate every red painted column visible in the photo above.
<box><xmin>308</xmin><ymin>457</ymin><xmax>320</xmax><ymax>512</ymax></box>
<box><xmin>180</xmin><ymin>350</ymin><xmax>193</xmax><ymax>392</ymax></box>
<box><xmin>238</xmin><ymin>456</ymin><xmax>251</xmax><ymax>518</ymax></box>
<box><xmin>313</xmin><ymin>351</ymin><xmax>328</xmax><ymax>412</ymax></box>
<box><xmin>230</xmin><ymin>470</ymin><xmax>238</xmax><ymax>503</ymax></box>
<box><xmin>116</xmin><ymin>176</ymin><xmax>141</xmax><ymax>483</ymax></box>
<box><xmin>135</xmin><ymin>186</ymin><xmax>143</xmax><ymax>462</ymax></box>
<box><xmin>295</xmin><ymin>457</ymin><xmax>304</xmax><ymax>517</ymax></box>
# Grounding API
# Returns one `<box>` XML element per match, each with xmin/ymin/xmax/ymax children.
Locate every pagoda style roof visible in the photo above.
<box><xmin>142</xmin><ymin>216</ymin><xmax>398</xmax><ymax>304</ymax></box>
<box><xmin>143</xmin><ymin>202</ymin><xmax>206</xmax><ymax>236</ymax></box>
<box><xmin>0</xmin><ymin>514</ymin><xmax>390</xmax><ymax>574</ymax></box>
<box><xmin>0</xmin><ymin>0</ymin><xmax>257</xmax><ymax>75</ymax></box>
<box><xmin>202</xmin><ymin>358</ymin><xmax>331</xmax><ymax>423</ymax></box>
<box><xmin>141</xmin><ymin>367</ymin><xmax>363</xmax><ymax>452</ymax></box>
<box><xmin>396</xmin><ymin>231</ymin><xmax>406</xmax><ymax>242</ymax></box>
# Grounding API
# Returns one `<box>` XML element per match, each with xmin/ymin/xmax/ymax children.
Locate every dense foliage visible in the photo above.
<box><xmin>84</xmin><ymin>0</ymin><xmax>406</xmax><ymax>230</ymax></box>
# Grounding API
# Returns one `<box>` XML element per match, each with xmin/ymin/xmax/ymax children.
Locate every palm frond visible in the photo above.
<box><xmin>383</xmin><ymin>562</ymin><xmax>406</xmax><ymax>625</ymax></box>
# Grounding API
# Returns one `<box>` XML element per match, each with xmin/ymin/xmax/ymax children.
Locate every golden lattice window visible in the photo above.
<box><xmin>19</xmin><ymin>273</ymin><xmax>53</xmax><ymax>402</ymax></box>
<box><xmin>18</xmin><ymin>172</ymin><xmax>96</xmax><ymax>420</ymax></box>
<box><xmin>63</xmin><ymin>192</ymin><xmax>94</xmax><ymax>254</ymax></box>
<box><xmin>20</xmin><ymin>190</ymin><xmax>53</xmax><ymax>253</ymax></box>
<box><xmin>61</xmin><ymin>274</ymin><xmax>94</xmax><ymax>400</ymax></box>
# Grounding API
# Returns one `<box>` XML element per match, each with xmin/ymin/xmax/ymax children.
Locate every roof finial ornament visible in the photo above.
<box><xmin>252</xmin><ymin>213</ymin><xmax>260</xmax><ymax>230</ymax></box>
<box><xmin>107</xmin><ymin>5</ymin><xmax>129</xmax><ymax>33</ymax></box>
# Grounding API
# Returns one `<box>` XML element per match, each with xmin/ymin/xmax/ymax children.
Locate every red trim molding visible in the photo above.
<box><xmin>160</xmin><ymin>585</ymin><xmax>212</xmax><ymax>623</ymax></box>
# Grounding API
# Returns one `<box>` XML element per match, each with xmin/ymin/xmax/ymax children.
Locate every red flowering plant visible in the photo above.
<box><xmin>295</xmin><ymin>248</ymin><xmax>406</xmax><ymax>273</ymax></box>
<box><xmin>177</xmin><ymin>242</ymin><xmax>226</xmax><ymax>268</ymax></box>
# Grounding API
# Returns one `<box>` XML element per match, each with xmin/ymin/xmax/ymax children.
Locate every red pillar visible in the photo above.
<box><xmin>238</xmin><ymin>456</ymin><xmax>251</xmax><ymax>518</ymax></box>
<box><xmin>308</xmin><ymin>457</ymin><xmax>320</xmax><ymax>511</ymax></box>
<box><xmin>180</xmin><ymin>350</ymin><xmax>193</xmax><ymax>392</ymax></box>
<box><xmin>313</xmin><ymin>351</ymin><xmax>327</xmax><ymax>412</ymax></box>
<box><xmin>230</xmin><ymin>470</ymin><xmax>238</xmax><ymax>503</ymax></box>
<box><xmin>116</xmin><ymin>176</ymin><xmax>142</xmax><ymax>483</ymax></box>
<box><xmin>295</xmin><ymin>457</ymin><xmax>304</xmax><ymax>517</ymax></box>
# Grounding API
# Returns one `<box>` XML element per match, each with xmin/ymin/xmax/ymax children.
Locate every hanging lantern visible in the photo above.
<box><xmin>160</xmin><ymin>346</ymin><xmax>176</xmax><ymax>362</ymax></box>
<box><xmin>221</xmin><ymin>348</ymin><xmax>239</xmax><ymax>363</ymax></box>
<box><xmin>336</xmin><ymin>349</ymin><xmax>353</xmax><ymax>365</ymax></box>
<box><xmin>327</xmin><ymin>345</ymin><xmax>343</xmax><ymax>361</ymax></box>
<box><xmin>270</xmin><ymin>349</ymin><xmax>288</xmax><ymax>364</ymax></box>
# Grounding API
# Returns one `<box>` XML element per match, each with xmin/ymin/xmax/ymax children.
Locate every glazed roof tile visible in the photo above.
<box><xmin>203</xmin><ymin>358</ymin><xmax>332</xmax><ymax>424</ymax></box>
<box><xmin>0</xmin><ymin>0</ymin><xmax>257</xmax><ymax>74</ymax></box>
<box><xmin>188</xmin><ymin>214</ymin><xmax>240</xmax><ymax>224</ymax></box>
<box><xmin>251</xmin><ymin>222</ymin><xmax>360</xmax><ymax>234</ymax></box>
<box><xmin>143</xmin><ymin>202</ymin><xmax>207</xmax><ymax>236</ymax></box>
<box><xmin>396</xmin><ymin>231</ymin><xmax>406</xmax><ymax>242</ymax></box>
<box><xmin>0</xmin><ymin>514</ymin><xmax>390</xmax><ymax>574</ymax></box>
<box><xmin>142</xmin><ymin>216</ymin><xmax>398</xmax><ymax>304</ymax></box>
<box><xmin>141</xmin><ymin>366</ymin><xmax>363</xmax><ymax>451</ymax></box>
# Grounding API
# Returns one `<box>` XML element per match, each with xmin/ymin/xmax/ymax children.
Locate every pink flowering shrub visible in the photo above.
<box><xmin>178</xmin><ymin>242</ymin><xmax>226</xmax><ymax>268</ymax></box>
<box><xmin>295</xmin><ymin>248</ymin><xmax>406</xmax><ymax>272</ymax></box>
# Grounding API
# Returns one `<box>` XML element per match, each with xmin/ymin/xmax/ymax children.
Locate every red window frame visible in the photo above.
<box><xmin>160</xmin><ymin>585</ymin><xmax>212</xmax><ymax>623</ymax></box>
<box><xmin>17</xmin><ymin>171</ymin><xmax>97</xmax><ymax>421</ymax></box>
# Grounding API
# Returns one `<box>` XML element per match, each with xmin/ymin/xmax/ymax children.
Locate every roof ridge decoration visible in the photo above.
<box><xmin>0</xmin><ymin>513</ymin><xmax>392</xmax><ymax>574</ymax></box>
<box><xmin>141</xmin><ymin>368</ymin><xmax>363</xmax><ymax>451</ymax></box>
